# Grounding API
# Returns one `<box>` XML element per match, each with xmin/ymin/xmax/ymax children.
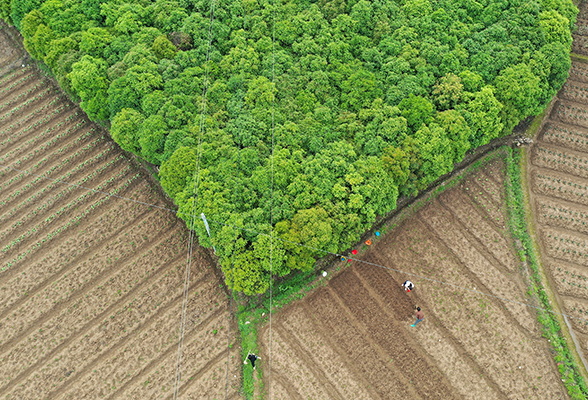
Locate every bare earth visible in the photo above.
<box><xmin>257</xmin><ymin>154</ymin><xmax>568</xmax><ymax>399</ymax></box>
<box><xmin>528</xmin><ymin>4</ymin><xmax>588</xmax><ymax>379</ymax></box>
<box><xmin>0</xmin><ymin>23</ymin><xmax>240</xmax><ymax>399</ymax></box>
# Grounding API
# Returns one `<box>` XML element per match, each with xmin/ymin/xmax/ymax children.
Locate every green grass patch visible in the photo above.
<box><xmin>505</xmin><ymin>146</ymin><xmax>588</xmax><ymax>399</ymax></box>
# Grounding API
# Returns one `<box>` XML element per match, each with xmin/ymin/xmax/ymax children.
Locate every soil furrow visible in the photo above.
<box><xmin>352</xmin><ymin>259</ymin><xmax>506</xmax><ymax>400</ymax></box>
<box><xmin>61</xmin><ymin>300</ymin><xmax>228</xmax><ymax>399</ymax></box>
<box><xmin>0</xmin><ymin>131</ymin><xmax>109</xmax><ymax>216</ymax></box>
<box><xmin>0</xmin><ymin>71</ymin><xmax>36</xmax><ymax>103</ymax></box>
<box><xmin>0</xmin><ymin>165</ymin><xmax>138</xmax><ymax>273</ymax></box>
<box><xmin>539</xmin><ymin>121</ymin><xmax>588</xmax><ymax>152</ymax></box>
<box><xmin>4</xmin><ymin>265</ymin><xmax>218</xmax><ymax>399</ymax></box>
<box><xmin>0</xmin><ymin>177</ymin><xmax>153</xmax><ymax>307</ymax></box>
<box><xmin>541</xmin><ymin>226</ymin><xmax>588</xmax><ymax>267</ymax></box>
<box><xmin>476</xmin><ymin>168</ymin><xmax>504</xmax><ymax>205</ymax></box>
<box><xmin>279</xmin><ymin>306</ymin><xmax>376</xmax><ymax>400</ymax></box>
<box><xmin>0</xmin><ymin>230</ymin><xmax>188</xmax><ymax>390</ymax></box>
<box><xmin>0</xmin><ymin>110</ymin><xmax>87</xmax><ymax>169</ymax></box>
<box><xmin>0</xmin><ymin>203</ymin><xmax>173</xmax><ymax>338</ymax></box>
<box><xmin>0</xmin><ymin>86</ymin><xmax>55</xmax><ymax>125</ymax></box>
<box><xmin>420</xmin><ymin>199</ymin><xmax>536</xmax><ymax>333</ymax></box>
<box><xmin>535</xmin><ymin>195</ymin><xmax>588</xmax><ymax>236</ymax></box>
<box><xmin>0</xmin><ymin>223</ymin><xmax>183</xmax><ymax>354</ymax></box>
<box><xmin>532</xmin><ymin>141</ymin><xmax>588</xmax><ymax>180</ymax></box>
<box><xmin>0</xmin><ymin>151</ymin><xmax>125</xmax><ymax>248</ymax></box>
<box><xmin>329</xmin><ymin>270</ymin><xmax>456</xmax><ymax>400</ymax></box>
<box><xmin>384</xmin><ymin>218</ymin><xmax>565</xmax><ymax>399</ymax></box>
<box><xmin>0</xmin><ymin>94</ymin><xmax>66</xmax><ymax>142</ymax></box>
<box><xmin>461</xmin><ymin>177</ymin><xmax>506</xmax><ymax>228</ymax></box>
<box><xmin>258</xmin><ymin>326</ymin><xmax>342</xmax><ymax>399</ymax></box>
<box><xmin>548</xmin><ymin>259</ymin><xmax>588</xmax><ymax>301</ymax></box>
<box><xmin>306</xmin><ymin>288</ymin><xmax>414</xmax><ymax>399</ymax></box>
<box><xmin>438</xmin><ymin>190</ymin><xmax>516</xmax><ymax>271</ymax></box>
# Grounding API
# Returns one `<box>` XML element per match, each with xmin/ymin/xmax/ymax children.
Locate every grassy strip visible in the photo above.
<box><xmin>237</xmin><ymin>268</ymin><xmax>317</xmax><ymax>399</ymax></box>
<box><xmin>505</xmin><ymin>146</ymin><xmax>588</xmax><ymax>399</ymax></box>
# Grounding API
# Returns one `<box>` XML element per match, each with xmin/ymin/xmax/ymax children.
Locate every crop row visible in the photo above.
<box><xmin>0</xmin><ymin>154</ymin><xmax>126</xmax><ymax>254</ymax></box>
<box><xmin>9</xmin><ymin>104</ymin><xmax>74</xmax><ymax>145</ymax></box>
<box><xmin>543</xmin><ymin>124</ymin><xmax>588</xmax><ymax>145</ymax></box>
<box><xmin>0</xmin><ymin>130</ymin><xmax>93</xmax><ymax>193</ymax></box>
<box><xmin>2</xmin><ymin>167</ymin><xmax>137</xmax><ymax>271</ymax></box>
<box><xmin>0</xmin><ymin>115</ymin><xmax>86</xmax><ymax>164</ymax></box>
<box><xmin>546</xmin><ymin>233</ymin><xmax>587</xmax><ymax>248</ymax></box>
<box><xmin>537</xmin><ymin>174</ymin><xmax>588</xmax><ymax>197</ymax></box>
<box><xmin>0</xmin><ymin>87</ymin><xmax>53</xmax><ymax>122</ymax></box>
<box><xmin>540</xmin><ymin>203</ymin><xmax>588</xmax><ymax>228</ymax></box>
<box><xmin>0</xmin><ymin>66</ymin><xmax>31</xmax><ymax>88</ymax></box>
<box><xmin>0</xmin><ymin>130</ymin><xmax>104</xmax><ymax>206</ymax></box>
<box><xmin>0</xmin><ymin>142</ymin><xmax>114</xmax><ymax>225</ymax></box>
<box><xmin>0</xmin><ymin>95</ymin><xmax>62</xmax><ymax>139</ymax></box>
<box><xmin>569</xmin><ymin>306</ymin><xmax>588</xmax><ymax>325</ymax></box>
<box><xmin>0</xmin><ymin>81</ymin><xmax>46</xmax><ymax>112</ymax></box>
<box><xmin>540</xmin><ymin>203</ymin><xmax>588</xmax><ymax>220</ymax></box>
<box><xmin>557</xmin><ymin>266</ymin><xmax>588</xmax><ymax>281</ymax></box>
<box><xmin>562</xmin><ymin>83</ymin><xmax>588</xmax><ymax>104</ymax></box>
<box><xmin>0</xmin><ymin>136</ymin><xmax>111</xmax><ymax>222</ymax></box>
<box><xmin>573</xmin><ymin>35</ymin><xmax>588</xmax><ymax>56</ymax></box>
<box><xmin>534</xmin><ymin>147</ymin><xmax>588</xmax><ymax>171</ymax></box>
<box><xmin>0</xmin><ymin>72</ymin><xmax>34</xmax><ymax>97</ymax></box>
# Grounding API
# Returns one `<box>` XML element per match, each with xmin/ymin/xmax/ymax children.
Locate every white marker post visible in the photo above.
<box><xmin>200</xmin><ymin>213</ymin><xmax>216</xmax><ymax>254</ymax></box>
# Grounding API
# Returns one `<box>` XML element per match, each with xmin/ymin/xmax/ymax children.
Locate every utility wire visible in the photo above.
<box><xmin>4</xmin><ymin>160</ymin><xmax>588</xmax><ymax>327</ymax></box>
<box><xmin>172</xmin><ymin>0</ymin><xmax>217</xmax><ymax>396</ymax></box>
<box><xmin>224</xmin><ymin>9</ymin><xmax>248</xmax><ymax>398</ymax></box>
<box><xmin>268</xmin><ymin>0</ymin><xmax>277</xmax><ymax>395</ymax></box>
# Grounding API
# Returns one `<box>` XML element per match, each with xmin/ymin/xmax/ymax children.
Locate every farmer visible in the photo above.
<box><xmin>244</xmin><ymin>352</ymin><xmax>261</xmax><ymax>370</ymax></box>
<box><xmin>411</xmin><ymin>307</ymin><xmax>424</xmax><ymax>327</ymax></box>
<box><xmin>402</xmin><ymin>280</ymin><xmax>414</xmax><ymax>292</ymax></box>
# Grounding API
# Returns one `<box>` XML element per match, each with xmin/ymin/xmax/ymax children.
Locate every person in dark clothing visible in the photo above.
<box><xmin>412</xmin><ymin>307</ymin><xmax>424</xmax><ymax>327</ymax></box>
<box><xmin>245</xmin><ymin>353</ymin><xmax>261</xmax><ymax>370</ymax></box>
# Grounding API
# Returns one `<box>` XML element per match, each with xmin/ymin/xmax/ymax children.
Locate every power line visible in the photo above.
<box><xmin>4</xmin><ymin>159</ymin><xmax>588</xmax><ymax>326</ymax></box>
<box><xmin>268</xmin><ymin>0</ymin><xmax>277</xmax><ymax>395</ymax></box>
<box><xmin>172</xmin><ymin>0</ymin><xmax>218</xmax><ymax>396</ymax></box>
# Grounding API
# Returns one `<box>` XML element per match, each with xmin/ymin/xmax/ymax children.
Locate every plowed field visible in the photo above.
<box><xmin>258</xmin><ymin>154</ymin><xmax>567</xmax><ymax>399</ymax></box>
<box><xmin>0</xmin><ymin>24</ymin><xmax>240</xmax><ymax>399</ymax></box>
<box><xmin>528</xmin><ymin>4</ymin><xmax>588</xmax><ymax>376</ymax></box>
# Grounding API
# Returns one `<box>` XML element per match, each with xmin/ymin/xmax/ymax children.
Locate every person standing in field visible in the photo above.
<box><xmin>411</xmin><ymin>307</ymin><xmax>424</xmax><ymax>327</ymax></box>
<box><xmin>402</xmin><ymin>280</ymin><xmax>414</xmax><ymax>292</ymax></box>
<box><xmin>244</xmin><ymin>352</ymin><xmax>261</xmax><ymax>370</ymax></box>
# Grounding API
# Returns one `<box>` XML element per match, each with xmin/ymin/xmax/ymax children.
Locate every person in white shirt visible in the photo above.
<box><xmin>402</xmin><ymin>280</ymin><xmax>414</xmax><ymax>292</ymax></box>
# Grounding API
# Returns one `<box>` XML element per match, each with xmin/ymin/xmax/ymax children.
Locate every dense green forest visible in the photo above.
<box><xmin>0</xmin><ymin>0</ymin><xmax>578</xmax><ymax>294</ymax></box>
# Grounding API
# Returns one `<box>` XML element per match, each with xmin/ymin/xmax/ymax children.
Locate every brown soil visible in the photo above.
<box><xmin>258</xmin><ymin>155</ymin><xmax>567</xmax><ymax>399</ymax></box>
<box><xmin>0</xmin><ymin>25</ymin><xmax>240</xmax><ymax>399</ymax></box>
<box><xmin>526</xmin><ymin>6</ymin><xmax>588</xmax><ymax>378</ymax></box>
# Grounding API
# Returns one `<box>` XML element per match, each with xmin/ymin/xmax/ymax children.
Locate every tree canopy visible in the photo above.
<box><xmin>2</xmin><ymin>0</ymin><xmax>577</xmax><ymax>294</ymax></box>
